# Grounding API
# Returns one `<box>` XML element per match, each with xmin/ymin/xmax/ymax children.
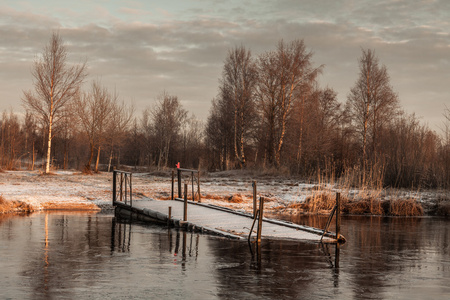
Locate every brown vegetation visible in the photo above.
<box><xmin>40</xmin><ymin>202</ymin><xmax>100</xmax><ymax>211</ymax></box>
<box><xmin>277</xmin><ymin>190</ymin><xmax>424</xmax><ymax>217</ymax></box>
<box><xmin>389</xmin><ymin>199</ymin><xmax>423</xmax><ymax>216</ymax></box>
<box><xmin>226</xmin><ymin>194</ymin><xmax>244</xmax><ymax>203</ymax></box>
<box><xmin>0</xmin><ymin>195</ymin><xmax>34</xmax><ymax>214</ymax></box>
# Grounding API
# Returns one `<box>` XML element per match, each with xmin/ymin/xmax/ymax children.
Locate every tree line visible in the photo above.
<box><xmin>1</xmin><ymin>33</ymin><xmax>449</xmax><ymax>189</ymax></box>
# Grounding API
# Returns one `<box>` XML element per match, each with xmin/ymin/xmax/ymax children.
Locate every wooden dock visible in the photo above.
<box><xmin>112</xmin><ymin>169</ymin><xmax>345</xmax><ymax>244</ymax></box>
<box><xmin>114</xmin><ymin>198</ymin><xmax>343</xmax><ymax>243</ymax></box>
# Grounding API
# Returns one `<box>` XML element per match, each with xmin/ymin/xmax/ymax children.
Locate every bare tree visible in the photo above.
<box><xmin>0</xmin><ymin>110</ymin><xmax>22</xmax><ymax>169</ymax></box>
<box><xmin>75</xmin><ymin>80</ymin><xmax>115</xmax><ymax>173</ymax></box>
<box><xmin>22</xmin><ymin>32</ymin><xmax>87</xmax><ymax>173</ymax></box>
<box><xmin>256</xmin><ymin>39</ymin><xmax>322</xmax><ymax>166</ymax></box>
<box><xmin>220</xmin><ymin>46</ymin><xmax>258</xmax><ymax>168</ymax></box>
<box><xmin>140</xmin><ymin>108</ymin><xmax>154</xmax><ymax>170</ymax></box>
<box><xmin>105</xmin><ymin>98</ymin><xmax>134</xmax><ymax>171</ymax></box>
<box><xmin>346</xmin><ymin>49</ymin><xmax>399</xmax><ymax>178</ymax></box>
<box><xmin>151</xmin><ymin>92</ymin><xmax>187</xmax><ymax>170</ymax></box>
<box><xmin>205</xmin><ymin>97</ymin><xmax>234</xmax><ymax>170</ymax></box>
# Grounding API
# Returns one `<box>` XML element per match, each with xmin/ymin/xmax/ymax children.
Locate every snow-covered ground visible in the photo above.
<box><xmin>0</xmin><ymin>170</ymin><xmax>446</xmax><ymax>214</ymax></box>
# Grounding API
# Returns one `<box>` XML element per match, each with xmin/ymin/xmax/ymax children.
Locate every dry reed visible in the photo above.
<box><xmin>389</xmin><ymin>199</ymin><xmax>423</xmax><ymax>216</ymax></box>
<box><xmin>0</xmin><ymin>195</ymin><xmax>34</xmax><ymax>214</ymax></box>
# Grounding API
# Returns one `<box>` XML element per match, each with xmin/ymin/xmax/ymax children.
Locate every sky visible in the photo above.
<box><xmin>1</xmin><ymin>0</ymin><xmax>449</xmax><ymax>131</ymax></box>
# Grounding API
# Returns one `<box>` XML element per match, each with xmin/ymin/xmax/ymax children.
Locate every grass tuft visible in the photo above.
<box><xmin>0</xmin><ymin>195</ymin><xmax>34</xmax><ymax>214</ymax></box>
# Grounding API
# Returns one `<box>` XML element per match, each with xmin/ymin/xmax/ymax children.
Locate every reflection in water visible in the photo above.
<box><xmin>111</xmin><ymin>217</ymin><xmax>201</xmax><ymax>270</ymax></box>
<box><xmin>43</xmin><ymin>213</ymin><xmax>49</xmax><ymax>295</ymax></box>
<box><xmin>0</xmin><ymin>213</ymin><xmax>449</xmax><ymax>299</ymax></box>
<box><xmin>110</xmin><ymin>217</ymin><xmax>132</xmax><ymax>253</ymax></box>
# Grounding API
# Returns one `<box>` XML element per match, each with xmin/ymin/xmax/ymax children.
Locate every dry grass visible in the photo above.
<box><xmin>389</xmin><ymin>199</ymin><xmax>423</xmax><ymax>216</ymax></box>
<box><xmin>226</xmin><ymin>194</ymin><xmax>244</xmax><ymax>203</ymax></box>
<box><xmin>304</xmin><ymin>192</ymin><xmax>341</xmax><ymax>213</ymax></box>
<box><xmin>0</xmin><ymin>195</ymin><xmax>34</xmax><ymax>214</ymax></box>
<box><xmin>282</xmin><ymin>189</ymin><xmax>424</xmax><ymax>216</ymax></box>
<box><xmin>40</xmin><ymin>202</ymin><xmax>100</xmax><ymax>211</ymax></box>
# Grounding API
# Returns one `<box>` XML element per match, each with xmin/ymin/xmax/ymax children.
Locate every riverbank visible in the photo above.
<box><xmin>1</xmin><ymin>169</ymin><xmax>449</xmax><ymax>217</ymax></box>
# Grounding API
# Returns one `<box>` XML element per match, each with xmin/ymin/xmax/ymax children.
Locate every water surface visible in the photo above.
<box><xmin>0</xmin><ymin>213</ymin><xmax>448</xmax><ymax>299</ymax></box>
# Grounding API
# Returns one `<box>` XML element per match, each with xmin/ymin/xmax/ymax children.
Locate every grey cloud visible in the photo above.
<box><xmin>0</xmin><ymin>1</ymin><xmax>449</xmax><ymax>130</ymax></box>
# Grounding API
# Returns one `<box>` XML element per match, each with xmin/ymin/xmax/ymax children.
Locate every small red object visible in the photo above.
<box><xmin>176</xmin><ymin>162</ymin><xmax>180</xmax><ymax>169</ymax></box>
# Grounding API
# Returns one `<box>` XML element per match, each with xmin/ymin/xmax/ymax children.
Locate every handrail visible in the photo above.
<box><xmin>172</xmin><ymin>168</ymin><xmax>201</xmax><ymax>202</ymax></box>
<box><xmin>113</xmin><ymin>170</ymin><xmax>133</xmax><ymax>207</ymax></box>
<box><xmin>248</xmin><ymin>209</ymin><xmax>260</xmax><ymax>242</ymax></box>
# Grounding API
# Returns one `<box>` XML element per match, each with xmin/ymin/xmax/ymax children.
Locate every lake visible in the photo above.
<box><xmin>0</xmin><ymin>212</ymin><xmax>449</xmax><ymax>299</ymax></box>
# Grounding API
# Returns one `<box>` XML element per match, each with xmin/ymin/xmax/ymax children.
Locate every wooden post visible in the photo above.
<box><xmin>335</xmin><ymin>243</ymin><xmax>340</xmax><ymax>269</ymax></box>
<box><xmin>112</xmin><ymin>170</ymin><xmax>117</xmax><ymax>205</ymax></box>
<box><xmin>184</xmin><ymin>183</ymin><xmax>188</xmax><ymax>221</ymax></box>
<box><xmin>257</xmin><ymin>196</ymin><xmax>264</xmax><ymax>243</ymax></box>
<box><xmin>191</xmin><ymin>171</ymin><xmax>194</xmax><ymax>201</ymax></box>
<box><xmin>197</xmin><ymin>170</ymin><xmax>201</xmax><ymax>203</ymax></box>
<box><xmin>252</xmin><ymin>181</ymin><xmax>257</xmax><ymax>218</ymax></box>
<box><xmin>177</xmin><ymin>169</ymin><xmax>182</xmax><ymax>199</ymax></box>
<box><xmin>168</xmin><ymin>206</ymin><xmax>172</xmax><ymax>227</ymax></box>
<box><xmin>123</xmin><ymin>173</ymin><xmax>128</xmax><ymax>204</ymax></box>
<box><xmin>130</xmin><ymin>173</ymin><xmax>132</xmax><ymax>207</ymax></box>
<box><xmin>336</xmin><ymin>192</ymin><xmax>341</xmax><ymax>241</ymax></box>
<box><xmin>171</xmin><ymin>170</ymin><xmax>174</xmax><ymax>200</ymax></box>
<box><xmin>120</xmin><ymin>173</ymin><xmax>123</xmax><ymax>202</ymax></box>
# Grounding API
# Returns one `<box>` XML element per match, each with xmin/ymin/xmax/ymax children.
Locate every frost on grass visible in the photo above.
<box><xmin>0</xmin><ymin>169</ymin><xmax>447</xmax><ymax>216</ymax></box>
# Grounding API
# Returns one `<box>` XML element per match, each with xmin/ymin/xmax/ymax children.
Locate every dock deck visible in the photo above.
<box><xmin>114</xmin><ymin>198</ymin><xmax>343</xmax><ymax>243</ymax></box>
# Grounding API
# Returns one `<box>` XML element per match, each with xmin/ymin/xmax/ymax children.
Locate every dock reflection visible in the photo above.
<box><xmin>110</xmin><ymin>217</ymin><xmax>200</xmax><ymax>265</ymax></box>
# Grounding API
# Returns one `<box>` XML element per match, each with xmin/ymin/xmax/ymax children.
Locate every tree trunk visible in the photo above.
<box><xmin>86</xmin><ymin>142</ymin><xmax>95</xmax><ymax>171</ymax></box>
<box><xmin>108</xmin><ymin>149</ymin><xmax>113</xmax><ymax>172</ymax></box>
<box><xmin>45</xmin><ymin>113</ymin><xmax>53</xmax><ymax>174</ymax></box>
<box><xmin>31</xmin><ymin>143</ymin><xmax>35</xmax><ymax>171</ymax></box>
<box><xmin>95</xmin><ymin>146</ymin><xmax>101</xmax><ymax>173</ymax></box>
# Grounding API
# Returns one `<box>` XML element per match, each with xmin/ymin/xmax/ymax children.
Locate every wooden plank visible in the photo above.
<box><xmin>115</xmin><ymin>198</ymin><xmax>342</xmax><ymax>243</ymax></box>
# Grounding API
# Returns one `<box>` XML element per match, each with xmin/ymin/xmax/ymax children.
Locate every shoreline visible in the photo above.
<box><xmin>1</xmin><ymin>169</ymin><xmax>449</xmax><ymax>217</ymax></box>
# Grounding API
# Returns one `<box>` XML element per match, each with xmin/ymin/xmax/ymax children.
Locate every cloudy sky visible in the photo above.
<box><xmin>1</xmin><ymin>0</ymin><xmax>449</xmax><ymax>130</ymax></box>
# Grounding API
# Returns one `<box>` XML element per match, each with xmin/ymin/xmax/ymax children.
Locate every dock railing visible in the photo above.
<box><xmin>113</xmin><ymin>170</ymin><xmax>133</xmax><ymax>207</ymax></box>
<box><xmin>171</xmin><ymin>168</ymin><xmax>201</xmax><ymax>202</ymax></box>
<box><xmin>320</xmin><ymin>192</ymin><xmax>342</xmax><ymax>242</ymax></box>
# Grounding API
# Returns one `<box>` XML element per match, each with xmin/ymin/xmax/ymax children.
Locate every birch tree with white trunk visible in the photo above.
<box><xmin>22</xmin><ymin>32</ymin><xmax>87</xmax><ymax>174</ymax></box>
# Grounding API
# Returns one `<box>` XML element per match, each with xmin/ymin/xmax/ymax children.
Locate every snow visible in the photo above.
<box><xmin>0</xmin><ymin>170</ymin><xmax>446</xmax><ymax>214</ymax></box>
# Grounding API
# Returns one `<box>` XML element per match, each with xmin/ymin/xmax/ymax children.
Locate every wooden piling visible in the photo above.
<box><xmin>197</xmin><ymin>171</ymin><xmax>201</xmax><ymax>203</ymax></box>
<box><xmin>130</xmin><ymin>173</ymin><xmax>133</xmax><ymax>207</ymax></box>
<box><xmin>257</xmin><ymin>196</ymin><xmax>264</xmax><ymax>243</ymax></box>
<box><xmin>252</xmin><ymin>181</ymin><xmax>257</xmax><ymax>218</ymax></box>
<box><xmin>336</xmin><ymin>192</ymin><xmax>341</xmax><ymax>241</ymax></box>
<box><xmin>178</xmin><ymin>169</ymin><xmax>182</xmax><ymax>199</ymax></box>
<box><xmin>184</xmin><ymin>183</ymin><xmax>188</xmax><ymax>221</ymax></box>
<box><xmin>168</xmin><ymin>206</ymin><xmax>172</xmax><ymax>226</ymax></box>
<box><xmin>171</xmin><ymin>170</ymin><xmax>174</xmax><ymax>200</ymax></box>
<box><xmin>112</xmin><ymin>170</ymin><xmax>117</xmax><ymax>204</ymax></box>
<box><xmin>191</xmin><ymin>171</ymin><xmax>194</xmax><ymax>202</ymax></box>
<box><xmin>120</xmin><ymin>173</ymin><xmax>123</xmax><ymax>202</ymax></box>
